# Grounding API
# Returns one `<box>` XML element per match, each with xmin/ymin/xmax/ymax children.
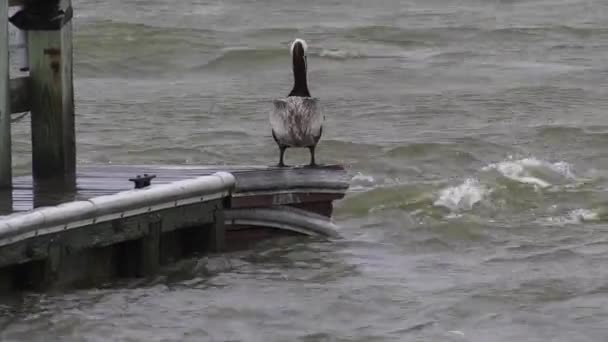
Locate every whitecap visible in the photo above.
<box><xmin>350</xmin><ymin>172</ymin><xmax>377</xmax><ymax>192</ymax></box>
<box><xmin>319</xmin><ymin>49</ymin><xmax>362</xmax><ymax>60</ymax></box>
<box><xmin>433</xmin><ymin>178</ymin><xmax>488</xmax><ymax>212</ymax></box>
<box><xmin>481</xmin><ymin>157</ymin><xmax>576</xmax><ymax>188</ymax></box>
<box><xmin>569</xmin><ymin>208</ymin><xmax>599</xmax><ymax>222</ymax></box>
<box><xmin>540</xmin><ymin>208</ymin><xmax>600</xmax><ymax>226</ymax></box>
<box><xmin>352</xmin><ymin>172</ymin><xmax>375</xmax><ymax>184</ymax></box>
<box><xmin>448</xmin><ymin>330</ymin><xmax>465</xmax><ymax>336</ymax></box>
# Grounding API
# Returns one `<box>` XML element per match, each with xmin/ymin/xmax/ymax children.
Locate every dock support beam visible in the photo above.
<box><xmin>12</xmin><ymin>0</ymin><xmax>76</xmax><ymax>185</ymax></box>
<box><xmin>207</xmin><ymin>205</ymin><xmax>226</xmax><ymax>253</ymax></box>
<box><xmin>139</xmin><ymin>220</ymin><xmax>161</xmax><ymax>276</ymax></box>
<box><xmin>0</xmin><ymin>0</ymin><xmax>11</xmax><ymax>189</ymax></box>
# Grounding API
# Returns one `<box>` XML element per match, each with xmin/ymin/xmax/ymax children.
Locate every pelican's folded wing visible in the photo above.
<box><xmin>270</xmin><ymin>98</ymin><xmax>289</xmax><ymax>137</ymax></box>
<box><xmin>302</xmin><ymin>97</ymin><xmax>323</xmax><ymax>135</ymax></box>
<box><xmin>273</xmin><ymin>98</ymin><xmax>288</xmax><ymax>110</ymax></box>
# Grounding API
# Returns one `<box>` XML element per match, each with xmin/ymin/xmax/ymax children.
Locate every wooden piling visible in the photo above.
<box><xmin>0</xmin><ymin>0</ymin><xmax>11</xmax><ymax>189</ymax></box>
<box><xmin>26</xmin><ymin>0</ymin><xmax>75</xmax><ymax>184</ymax></box>
<box><xmin>0</xmin><ymin>188</ymin><xmax>12</xmax><ymax>215</ymax></box>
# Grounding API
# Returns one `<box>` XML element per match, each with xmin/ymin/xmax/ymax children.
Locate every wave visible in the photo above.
<box><xmin>343</xmin><ymin>25</ymin><xmax>441</xmax><ymax>47</ymax></box>
<box><xmin>318</xmin><ymin>49</ymin><xmax>364</xmax><ymax>60</ymax></box>
<box><xmin>73</xmin><ymin>18</ymin><xmax>608</xmax><ymax>77</ymax></box>
<box><xmin>74</xmin><ymin>20</ymin><xmax>222</xmax><ymax>77</ymax></box>
<box><xmin>338</xmin><ymin>182</ymin><xmax>439</xmax><ymax>218</ymax></box>
<box><xmin>534</xmin><ymin>125</ymin><xmax>608</xmax><ymax>152</ymax></box>
<box><xmin>539</xmin><ymin>208</ymin><xmax>600</xmax><ymax>226</ymax></box>
<box><xmin>76</xmin><ymin>20</ymin><xmax>220</xmax><ymax>51</ymax></box>
<box><xmin>429</xmin><ymin>158</ymin><xmax>575</xmax><ymax>215</ymax></box>
<box><xmin>350</xmin><ymin>172</ymin><xmax>377</xmax><ymax>192</ymax></box>
<box><xmin>429</xmin><ymin>157</ymin><xmax>600</xmax><ymax>221</ymax></box>
<box><xmin>486</xmin><ymin>248</ymin><xmax>583</xmax><ymax>264</ymax></box>
<box><xmin>538</xmin><ymin>124</ymin><xmax>608</xmax><ymax>136</ymax></box>
<box><xmin>198</xmin><ymin>47</ymin><xmax>287</xmax><ymax>70</ymax></box>
<box><xmin>384</xmin><ymin>142</ymin><xmax>480</xmax><ymax>165</ymax></box>
<box><xmin>433</xmin><ymin>178</ymin><xmax>489</xmax><ymax>212</ymax></box>
<box><xmin>485</xmin><ymin>25</ymin><xmax>608</xmax><ymax>38</ymax></box>
<box><xmin>481</xmin><ymin>157</ymin><xmax>576</xmax><ymax>189</ymax></box>
<box><xmin>549</xmin><ymin>209</ymin><xmax>601</xmax><ymax>224</ymax></box>
<box><xmin>201</xmin><ymin>45</ymin><xmax>385</xmax><ymax>70</ymax></box>
<box><xmin>339</xmin><ymin>155</ymin><xmax>603</xmax><ymax>224</ymax></box>
<box><xmin>339</xmin><ymin>24</ymin><xmax>608</xmax><ymax>50</ymax></box>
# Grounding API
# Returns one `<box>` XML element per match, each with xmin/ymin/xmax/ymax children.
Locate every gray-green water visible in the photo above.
<box><xmin>4</xmin><ymin>0</ymin><xmax>608</xmax><ymax>340</ymax></box>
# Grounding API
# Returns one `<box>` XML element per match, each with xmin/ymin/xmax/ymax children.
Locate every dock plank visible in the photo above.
<box><xmin>1</xmin><ymin>164</ymin><xmax>350</xmax><ymax>214</ymax></box>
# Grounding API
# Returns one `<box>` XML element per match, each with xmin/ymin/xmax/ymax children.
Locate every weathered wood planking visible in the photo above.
<box><xmin>0</xmin><ymin>0</ymin><xmax>11</xmax><ymax>188</ymax></box>
<box><xmin>0</xmin><ymin>164</ymin><xmax>350</xmax><ymax>214</ymax></box>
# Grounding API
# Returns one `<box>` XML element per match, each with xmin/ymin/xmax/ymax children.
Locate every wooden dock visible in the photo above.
<box><xmin>0</xmin><ymin>165</ymin><xmax>350</xmax><ymax>292</ymax></box>
<box><xmin>1</xmin><ymin>164</ymin><xmax>349</xmax><ymax>213</ymax></box>
<box><xmin>0</xmin><ymin>0</ymin><xmax>352</xmax><ymax>293</ymax></box>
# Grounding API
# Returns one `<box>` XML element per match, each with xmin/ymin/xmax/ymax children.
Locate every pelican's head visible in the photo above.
<box><xmin>290</xmin><ymin>38</ymin><xmax>308</xmax><ymax>70</ymax></box>
<box><xmin>288</xmin><ymin>38</ymin><xmax>311</xmax><ymax>97</ymax></box>
<box><xmin>290</xmin><ymin>38</ymin><xmax>308</xmax><ymax>57</ymax></box>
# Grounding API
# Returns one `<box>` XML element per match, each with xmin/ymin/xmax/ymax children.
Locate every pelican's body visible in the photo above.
<box><xmin>270</xmin><ymin>38</ymin><xmax>324</xmax><ymax>167</ymax></box>
<box><xmin>271</xmin><ymin>97</ymin><xmax>322</xmax><ymax>148</ymax></box>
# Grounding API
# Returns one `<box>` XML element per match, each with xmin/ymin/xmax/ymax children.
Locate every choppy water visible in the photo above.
<box><xmin>4</xmin><ymin>0</ymin><xmax>608</xmax><ymax>340</ymax></box>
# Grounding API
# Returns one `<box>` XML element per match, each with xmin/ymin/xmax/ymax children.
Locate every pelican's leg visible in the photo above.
<box><xmin>308</xmin><ymin>145</ymin><xmax>317</xmax><ymax>167</ymax></box>
<box><xmin>277</xmin><ymin>146</ymin><xmax>287</xmax><ymax>167</ymax></box>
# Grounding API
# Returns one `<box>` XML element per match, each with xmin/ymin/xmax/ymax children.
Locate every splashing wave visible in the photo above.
<box><xmin>540</xmin><ymin>208</ymin><xmax>600</xmax><ymax>226</ymax></box>
<box><xmin>341</xmin><ymin>156</ymin><xmax>600</xmax><ymax>224</ymax></box>
<box><xmin>433</xmin><ymin>178</ymin><xmax>489</xmax><ymax>212</ymax></box>
<box><xmin>481</xmin><ymin>157</ymin><xmax>576</xmax><ymax>189</ymax></box>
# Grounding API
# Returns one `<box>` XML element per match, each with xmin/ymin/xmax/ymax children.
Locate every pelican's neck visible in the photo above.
<box><xmin>289</xmin><ymin>53</ymin><xmax>310</xmax><ymax>97</ymax></box>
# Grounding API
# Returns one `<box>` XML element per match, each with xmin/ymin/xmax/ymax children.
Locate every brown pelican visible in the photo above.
<box><xmin>270</xmin><ymin>38</ymin><xmax>324</xmax><ymax>167</ymax></box>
